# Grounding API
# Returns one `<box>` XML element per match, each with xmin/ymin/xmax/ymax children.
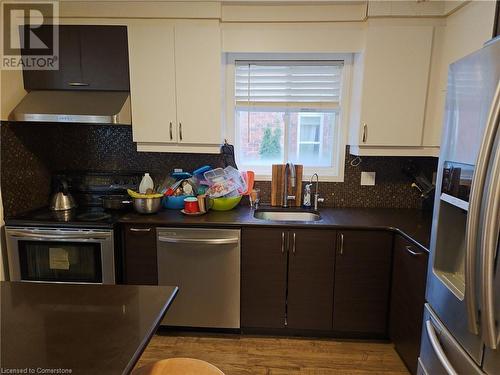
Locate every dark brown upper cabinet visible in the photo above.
<box><xmin>390</xmin><ymin>235</ymin><xmax>428</xmax><ymax>375</ymax></box>
<box><xmin>22</xmin><ymin>25</ymin><xmax>129</xmax><ymax>91</ymax></box>
<box><xmin>333</xmin><ymin>230</ymin><xmax>393</xmax><ymax>336</ymax></box>
<box><xmin>241</xmin><ymin>227</ymin><xmax>336</xmax><ymax>331</ymax></box>
<box><xmin>122</xmin><ymin>224</ymin><xmax>158</xmax><ymax>285</ymax></box>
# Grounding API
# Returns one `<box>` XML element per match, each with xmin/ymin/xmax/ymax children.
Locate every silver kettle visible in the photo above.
<box><xmin>50</xmin><ymin>180</ymin><xmax>77</xmax><ymax>211</ymax></box>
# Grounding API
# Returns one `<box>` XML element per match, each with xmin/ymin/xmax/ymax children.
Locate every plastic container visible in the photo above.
<box><xmin>139</xmin><ymin>173</ymin><xmax>154</xmax><ymax>194</ymax></box>
<box><xmin>225</xmin><ymin>166</ymin><xmax>247</xmax><ymax>194</ymax></box>
<box><xmin>203</xmin><ymin>168</ymin><xmax>226</xmax><ymax>185</ymax></box>
<box><xmin>242</xmin><ymin>171</ymin><xmax>255</xmax><ymax>195</ymax></box>
<box><xmin>171</xmin><ymin>171</ymin><xmax>192</xmax><ymax>180</ymax></box>
<box><xmin>192</xmin><ymin>165</ymin><xmax>212</xmax><ymax>186</ymax></box>
<box><xmin>203</xmin><ymin>167</ymin><xmax>247</xmax><ymax>198</ymax></box>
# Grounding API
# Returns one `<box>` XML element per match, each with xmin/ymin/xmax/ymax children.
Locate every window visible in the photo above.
<box><xmin>230</xmin><ymin>58</ymin><xmax>349</xmax><ymax>181</ymax></box>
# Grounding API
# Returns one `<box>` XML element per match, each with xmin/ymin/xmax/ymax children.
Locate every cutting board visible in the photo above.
<box><xmin>271</xmin><ymin>164</ymin><xmax>303</xmax><ymax>207</ymax></box>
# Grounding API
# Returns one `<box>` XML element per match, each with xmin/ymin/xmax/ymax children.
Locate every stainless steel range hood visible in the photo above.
<box><xmin>8</xmin><ymin>90</ymin><xmax>131</xmax><ymax>125</ymax></box>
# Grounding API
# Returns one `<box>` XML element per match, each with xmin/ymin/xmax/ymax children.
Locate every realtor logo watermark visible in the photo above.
<box><xmin>1</xmin><ymin>1</ymin><xmax>59</xmax><ymax>70</ymax></box>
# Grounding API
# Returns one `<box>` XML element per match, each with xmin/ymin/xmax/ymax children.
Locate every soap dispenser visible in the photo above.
<box><xmin>303</xmin><ymin>183</ymin><xmax>312</xmax><ymax>208</ymax></box>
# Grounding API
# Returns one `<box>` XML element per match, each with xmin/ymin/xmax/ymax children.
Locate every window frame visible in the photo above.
<box><xmin>297</xmin><ymin>112</ymin><xmax>324</xmax><ymax>161</ymax></box>
<box><xmin>224</xmin><ymin>53</ymin><xmax>353</xmax><ymax>182</ymax></box>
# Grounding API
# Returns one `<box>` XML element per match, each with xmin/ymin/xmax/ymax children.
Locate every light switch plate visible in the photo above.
<box><xmin>361</xmin><ymin>172</ymin><xmax>376</xmax><ymax>186</ymax></box>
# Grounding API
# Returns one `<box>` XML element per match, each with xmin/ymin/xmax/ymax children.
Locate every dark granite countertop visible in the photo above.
<box><xmin>119</xmin><ymin>206</ymin><xmax>433</xmax><ymax>251</ymax></box>
<box><xmin>0</xmin><ymin>282</ymin><xmax>178</xmax><ymax>375</ymax></box>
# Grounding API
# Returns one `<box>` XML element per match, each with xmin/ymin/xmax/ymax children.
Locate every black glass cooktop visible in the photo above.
<box><xmin>5</xmin><ymin>207</ymin><xmax>125</xmax><ymax>229</ymax></box>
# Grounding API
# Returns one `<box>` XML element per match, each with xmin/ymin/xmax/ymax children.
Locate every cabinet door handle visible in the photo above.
<box><xmin>362</xmin><ymin>123</ymin><xmax>367</xmax><ymax>143</ymax></box>
<box><xmin>129</xmin><ymin>228</ymin><xmax>152</xmax><ymax>232</ymax></box>
<box><xmin>169</xmin><ymin>122</ymin><xmax>173</xmax><ymax>140</ymax></box>
<box><xmin>406</xmin><ymin>245</ymin><xmax>423</xmax><ymax>256</ymax></box>
<box><xmin>292</xmin><ymin>232</ymin><xmax>296</xmax><ymax>254</ymax></box>
<box><xmin>340</xmin><ymin>233</ymin><xmax>344</xmax><ymax>255</ymax></box>
<box><xmin>281</xmin><ymin>232</ymin><xmax>286</xmax><ymax>254</ymax></box>
<box><xmin>179</xmin><ymin>122</ymin><xmax>183</xmax><ymax>141</ymax></box>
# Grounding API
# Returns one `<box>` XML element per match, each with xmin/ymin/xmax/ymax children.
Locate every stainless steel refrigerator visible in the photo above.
<box><xmin>418</xmin><ymin>37</ymin><xmax>500</xmax><ymax>374</ymax></box>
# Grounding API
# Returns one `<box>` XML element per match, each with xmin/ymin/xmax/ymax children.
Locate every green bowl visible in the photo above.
<box><xmin>210</xmin><ymin>195</ymin><xmax>242</xmax><ymax>211</ymax></box>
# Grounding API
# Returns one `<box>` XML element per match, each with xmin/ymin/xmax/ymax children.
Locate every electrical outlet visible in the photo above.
<box><xmin>361</xmin><ymin>172</ymin><xmax>376</xmax><ymax>186</ymax></box>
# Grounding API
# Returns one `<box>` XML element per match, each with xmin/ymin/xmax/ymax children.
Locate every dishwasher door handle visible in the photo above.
<box><xmin>158</xmin><ymin>236</ymin><xmax>239</xmax><ymax>245</ymax></box>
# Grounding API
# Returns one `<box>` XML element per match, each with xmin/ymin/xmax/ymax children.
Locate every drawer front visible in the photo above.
<box><xmin>419</xmin><ymin>304</ymin><xmax>482</xmax><ymax>375</ymax></box>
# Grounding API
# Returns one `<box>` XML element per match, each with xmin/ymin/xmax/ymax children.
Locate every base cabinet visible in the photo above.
<box><xmin>287</xmin><ymin>229</ymin><xmax>336</xmax><ymax>330</ymax></box>
<box><xmin>241</xmin><ymin>228</ymin><xmax>288</xmax><ymax>329</ymax></box>
<box><xmin>122</xmin><ymin>225</ymin><xmax>158</xmax><ymax>285</ymax></box>
<box><xmin>241</xmin><ymin>228</ymin><xmax>336</xmax><ymax>331</ymax></box>
<box><xmin>390</xmin><ymin>235</ymin><xmax>428</xmax><ymax>375</ymax></box>
<box><xmin>332</xmin><ymin>230</ymin><xmax>393</xmax><ymax>335</ymax></box>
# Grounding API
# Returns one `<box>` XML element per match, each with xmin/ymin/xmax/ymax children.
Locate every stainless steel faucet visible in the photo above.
<box><xmin>282</xmin><ymin>162</ymin><xmax>296</xmax><ymax>208</ymax></box>
<box><xmin>310</xmin><ymin>173</ymin><xmax>324</xmax><ymax>210</ymax></box>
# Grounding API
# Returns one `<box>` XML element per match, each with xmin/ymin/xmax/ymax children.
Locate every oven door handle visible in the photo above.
<box><xmin>8</xmin><ymin>231</ymin><xmax>110</xmax><ymax>241</ymax></box>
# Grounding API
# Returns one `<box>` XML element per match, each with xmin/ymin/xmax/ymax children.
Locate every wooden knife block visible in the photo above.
<box><xmin>271</xmin><ymin>164</ymin><xmax>303</xmax><ymax>207</ymax></box>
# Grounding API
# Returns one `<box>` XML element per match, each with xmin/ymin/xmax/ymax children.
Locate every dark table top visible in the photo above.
<box><xmin>0</xmin><ymin>282</ymin><xmax>178</xmax><ymax>375</ymax></box>
<box><xmin>120</xmin><ymin>206</ymin><xmax>433</xmax><ymax>251</ymax></box>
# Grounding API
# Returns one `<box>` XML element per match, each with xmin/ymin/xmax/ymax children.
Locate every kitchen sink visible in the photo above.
<box><xmin>253</xmin><ymin>209</ymin><xmax>322</xmax><ymax>222</ymax></box>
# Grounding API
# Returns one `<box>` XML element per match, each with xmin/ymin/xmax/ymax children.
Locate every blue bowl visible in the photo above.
<box><xmin>163</xmin><ymin>195</ymin><xmax>194</xmax><ymax>210</ymax></box>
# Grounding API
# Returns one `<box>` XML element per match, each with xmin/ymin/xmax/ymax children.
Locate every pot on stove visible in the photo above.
<box><xmin>50</xmin><ymin>179</ymin><xmax>77</xmax><ymax>211</ymax></box>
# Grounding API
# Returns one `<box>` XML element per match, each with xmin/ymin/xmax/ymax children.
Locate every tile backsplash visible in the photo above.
<box><xmin>1</xmin><ymin>122</ymin><xmax>437</xmax><ymax>216</ymax></box>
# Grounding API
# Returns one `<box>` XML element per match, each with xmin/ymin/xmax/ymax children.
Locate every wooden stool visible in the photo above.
<box><xmin>132</xmin><ymin>358</ymin><xmax>225</xmax><ymax>375</ymax></box>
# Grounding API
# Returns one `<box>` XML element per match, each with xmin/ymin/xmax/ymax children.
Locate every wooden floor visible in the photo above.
<box><xmin>136</xmin><ymin>332</ymin><xmax>410</xmax><ymax>375</ymax></box>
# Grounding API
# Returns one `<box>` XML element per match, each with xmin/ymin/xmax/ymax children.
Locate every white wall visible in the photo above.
<box><xmin>423</xmin><ymin>0</ymin><xmax>496</xmax><ymax>146</ymax></box>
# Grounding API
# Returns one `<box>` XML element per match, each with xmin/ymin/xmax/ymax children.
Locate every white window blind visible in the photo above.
<box><xmin>235</xmin><ymin>61</ymin><xmax>343</xmax><ymax>109</ymax></box>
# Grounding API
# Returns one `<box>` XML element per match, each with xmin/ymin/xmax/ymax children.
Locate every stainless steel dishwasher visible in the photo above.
<box><xmin>157</xmin><ymin>227</ymin><xmax>240</xmax><ymax>329</ymax></box>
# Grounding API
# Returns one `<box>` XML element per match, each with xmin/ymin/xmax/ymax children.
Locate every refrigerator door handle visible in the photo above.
<box><xmin>425</xmin><ymin>320</ymin><xmax>458</xmax><ymax>375</ymax></box>
<box><xmin>480</xmin><ymin>85</ymin><xmax>500</xmax><ymax>350</ymax></box>
<box><xmin>465</xmin><ymin>82</ymin><xmax>500</xmax><ymax>336</ymax></box>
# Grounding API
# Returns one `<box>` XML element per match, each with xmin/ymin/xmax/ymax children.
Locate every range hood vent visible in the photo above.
<box><xmin>8</xmin><ymin>90</ymin><xmax>131</xmax><ymax>125</ymax></box>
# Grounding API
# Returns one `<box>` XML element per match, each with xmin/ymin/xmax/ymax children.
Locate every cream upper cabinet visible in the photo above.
<box><xmin>175</xmin><ymin>21</ymin><xmax>222</xmax><ymax>145</ymax></box>
<box><xmin>128</xmin><ymin>21</ymin><xmax>177</xmax><ymax>144</ymax></box>
<box><xmin>349</xmin><ymin>25</ymin><xmax>434</xmax><ymax>153</ymax></box>
<box><xmin>128</xmin><ymin>20</ymin><xmax>222</xmax><ymax>153</ymax></box>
